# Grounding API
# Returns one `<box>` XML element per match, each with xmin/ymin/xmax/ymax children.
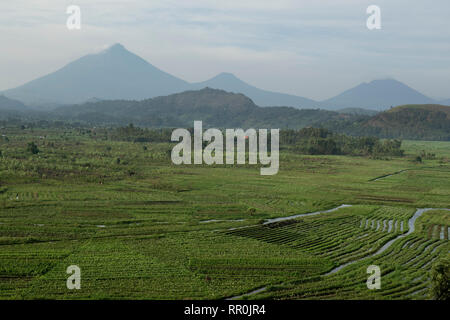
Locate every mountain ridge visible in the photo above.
<box><xmin>1</xmin><ymin>43</ymin><xmax>439</xmax><ymax>110</ymax></box>
<box><xmin>2</xmin><ymin>43</ymin><xmax>190</xmax><ymax>106</ymax></box>
<box><xmin>191</xmin><ymin>72</ymin><xmax>317</xmax><ymax>108</ymax></box>
<box><xmin>320</xmin><ymin>79</ymin><xmax>436</xmax><ymax>111</ymax></box>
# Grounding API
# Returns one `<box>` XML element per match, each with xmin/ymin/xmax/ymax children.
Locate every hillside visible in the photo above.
<box><xmin>3</xmin><ymin>89</ymin><xmax>449</xmax><ymax>141</ymax></box>
<box><xmin>385</xmin><ymin>104</ymin><xmax>450</xmax><ymax>116</ymax></box>
<box><xmin>337</xmin><ymin>108</ymin><xmax>379</xmax><ymax>116</ymax></box>
<box><xmin>191</xmin><ymin>72</ymin><xmax>317</xmax><ymax>108</ymax></box>
<box><xmin>335</xmin><ymin>104</ymin><xmax>450</xmax><ymax>140</ymax></box>
<box><xmin>320</xmin><ymin>79</ymin><xmax>435</xmax><ymax>110</ymax></box>
<box><xmin>54</xmin><ymin>88</ymin><xmax>353</xmax><ymax>128</ymax></box>
<box><xmin>2</xmin><ymin>44</ymin><xmax>190</xmax><ymax>106</ymax></box>
<box><xmin>0</xmin><ymin>95</ymin><xmax>30</xmax><ymax>119</ymax></box>
<box><xmin>0</xmin><ymin>95</ymin><xmax>28</xmax><ymax>111</ymax></box>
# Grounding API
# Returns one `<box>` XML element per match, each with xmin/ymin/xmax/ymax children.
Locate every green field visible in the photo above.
<box><xmin>0</xmin><ymin>128</ymin><xmax>449</xmax><ymax>299</ymax></box>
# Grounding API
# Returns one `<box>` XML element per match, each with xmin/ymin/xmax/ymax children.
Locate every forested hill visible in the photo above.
<box><xmin>2</xmin><ymin>89</ymin><xmax>450</xmax><ymax>141</ymax></box>
<box><xmin>54</xmin><ymin>87</ymin><xmax>356</xmax><ymax>128</ymax></box>
<box><xmin>331</xmin><ymin>104</ymin><xmax>450</xmax><ymax>140</ymax></box>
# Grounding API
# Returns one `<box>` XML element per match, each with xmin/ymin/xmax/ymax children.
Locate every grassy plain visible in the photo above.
<box><xmin>0</xmin><ymin>128</ymin><xmax>449</xmax><ymax>299</ymax></box>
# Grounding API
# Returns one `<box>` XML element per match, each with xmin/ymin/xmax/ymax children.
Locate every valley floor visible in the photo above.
<box><xmin>0</xmin><ymin>130</ymin><xmax>449</xmax><ymax>299</ymax></box>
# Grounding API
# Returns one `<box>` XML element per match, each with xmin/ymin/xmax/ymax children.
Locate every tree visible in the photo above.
<box><xmin>430</xmin><ymin>258</ymin><xmax>450</xmax><ymax>300</ymax></box>
<box><xmin>27</xmin><ymin>142</ymin><xmax>39</xmax><ymax>154</ymax></box>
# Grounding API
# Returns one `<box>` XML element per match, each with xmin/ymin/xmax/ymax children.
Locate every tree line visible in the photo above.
<box><xmin>107</xmin><ymin>125</ymin><xmax>404</xmax><ymax>157</ymax></box>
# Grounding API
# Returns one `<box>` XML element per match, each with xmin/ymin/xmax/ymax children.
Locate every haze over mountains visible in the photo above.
<box><xmin>320</xmin><ymin>79</ymin><xmax>437</xmax><ymax>110</ymax></box>
<box><xmin>191</xmin><ymin>72</ymin><xmax>317</xmax><ymax>108</ymax></box>
<box><xmin>3</xmin><ymin>44</ymin><xmax>190</xmax><ymax>106</ymax></box>
<box><xmin>1</xmin><ymin>43</ymin><xmax>447</xmax><ymax>111</ymax></box>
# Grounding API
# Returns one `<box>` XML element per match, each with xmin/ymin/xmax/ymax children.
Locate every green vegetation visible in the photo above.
<box><xmin>2</xmin><ymin>91</ymin><xmax>450</xmax><ymax>141</ymax></box>
<box><xmin>332</xmin><ymin>104</ymin><xmax>450</xmax><ymax>141</ymax></box>
<box><xmin>430</xmin><ymin>257</ymin><xmax>450</xmax><ymax>300</ymax></box>
<box><xmin>250</xmin><ymin>209</ymin><xmax>449</xmax><ymax>300</ymax></box>
<box><xmin>280</xmin><ymin>128</ymin><xmax>403</xmax><ymax>157</ymax></box>
<box><xmin>105</xmin><ymin>125</ymin><xmax>405</xmax><ymax>157</ymax></box>
<box><xmin>0</xmin><ymin>124</ymin><xmax>449</xmax><ymax>300</ymax></box>
<box><xmin>26</xmin><ymin>142</ymin><xmax>39</xmax><ymax>155</ymax></box>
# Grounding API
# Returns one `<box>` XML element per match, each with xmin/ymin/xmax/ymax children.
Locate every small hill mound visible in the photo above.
<box><xmin>0</xmin><ymin>95</ymin><xmax>28</xmax><ymax>111</ymax></box>
<box><xmin>362</xmin><ymin>104</ymin><xmax>450</xmax><ymax>140</ymax></box>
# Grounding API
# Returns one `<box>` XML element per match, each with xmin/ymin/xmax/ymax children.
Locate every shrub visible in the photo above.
<box><xmin>430</xmin><ymin>258</ymin><xmax>450</xmax><ymax>300</ymax></box>
<box><xmin>27</xmin><ymin>142</ymin><xmax>40</xmax><ymax>154</ymax></box>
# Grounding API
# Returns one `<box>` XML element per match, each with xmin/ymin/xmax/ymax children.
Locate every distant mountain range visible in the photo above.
<box><xmin>1</xmin><ymin>43</ymin><xmax>444</xmax><ymax>111</ymax></box>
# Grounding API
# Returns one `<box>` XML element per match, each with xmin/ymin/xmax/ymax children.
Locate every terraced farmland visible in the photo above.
<box><xmin>226</xmin><ymin>205</ymin><xmax>413</xmax><ymax>267</ymax></box>
<box><xmin>249</xmin><ymin>208</ymin><xmax>449</xmax><ymax>300</ymax></box>
<box><xmin>0</xmin><ymin>128</ymin><xmax>449</xmax><ymax>299</ymax></box>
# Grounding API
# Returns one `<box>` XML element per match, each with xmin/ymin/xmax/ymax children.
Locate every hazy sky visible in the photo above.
<box><xmin>1</xmin><ymin>0</ymin><xmax>449</xmax><ymax>100</ymax></box>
